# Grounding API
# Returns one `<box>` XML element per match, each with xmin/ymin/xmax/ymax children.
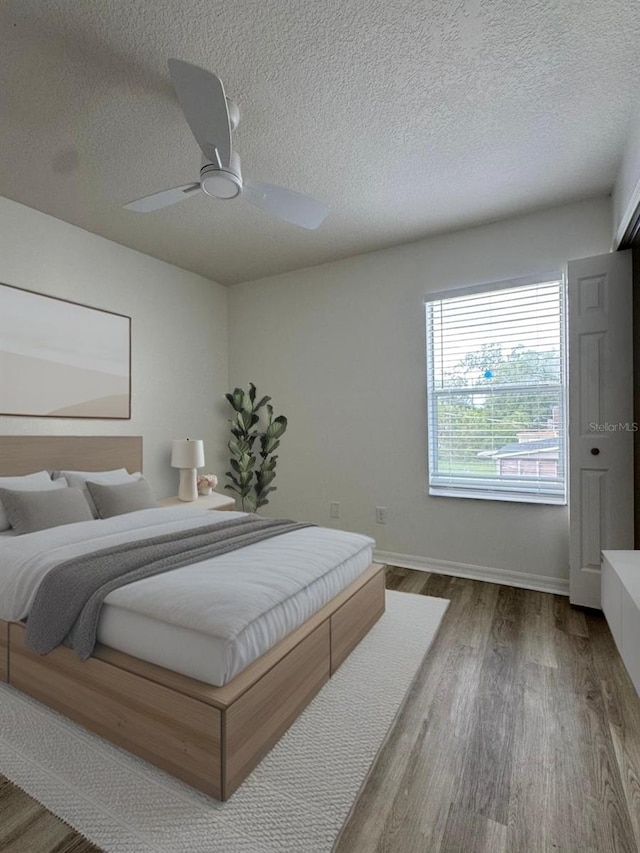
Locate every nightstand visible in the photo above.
<box><xmin>158</xmin><ymin>492</ymin><xmax>236</xmax><ymax>511</ymax></box>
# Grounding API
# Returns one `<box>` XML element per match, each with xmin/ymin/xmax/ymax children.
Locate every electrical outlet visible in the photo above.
<box><xmin>375</xmin><ymin>506</ymin><xmax>387</xmax><ymax>524</ymax></box>
<box><xmin>329</xmin><ymin>501</ymin><xmax>340</xmax><ymax>519</ymax></box>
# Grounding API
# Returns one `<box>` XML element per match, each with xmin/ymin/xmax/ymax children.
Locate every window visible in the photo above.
<box><xmin>425</xmin><ymin>275</ymin><xmax>566</xmax><ymax>504</ymax></box>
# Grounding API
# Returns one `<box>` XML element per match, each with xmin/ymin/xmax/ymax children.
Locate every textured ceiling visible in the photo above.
<box><xmin>1</xmin><ymin>0</ymin><xmax>639</xmax><ymax>285</ymax></box>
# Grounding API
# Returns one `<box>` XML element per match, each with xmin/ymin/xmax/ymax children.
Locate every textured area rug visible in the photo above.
<box><xmin>0</xmin><ymin>590</ymin><xmax>448</xmax><ymax>853</ymax></box>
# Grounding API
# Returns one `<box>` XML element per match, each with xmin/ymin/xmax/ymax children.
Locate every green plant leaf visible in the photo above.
<box><xmin>258</xmin><ymin>456</ymin><xmax>277</xmax><ymax>473</ymax></box>
<box><xmin>239</xmin><ymin>410</ymin><xmax>259</xmax><ymax>431</ymax></box>
<box><xmin>244</xmin><ymin>493</ymin><xmax>258</xmax><ymax>513</ymax></box>
<box><xmin>228</xmin><ymin>438</ymin><xmax>251</xmax><ymax>457</ymax></box>
<box><xmin>226</xmin><ymin>388</ymin><xmax>245</xmax><ymax>412</ymax></box>
<box><xmin>271</xmin><ymin>415</ymin><xmax>288</xmax><ymax>435</ymax></box>
<box><xmin>238</xmin><ymin>456</ymin><xmax>256</xmax><ymax>473</ymax></box>
<box><xmin>257</xmin><ymin>469</ymin><xmax>276</xmax><ymax>487</ymax></box>
<box><xmin>263</xmin><ymin>437</ymin><xmax>281</xmax><ymax>455</ymax></box>
<box><xmin>232</xmin><ymin>455</ymin><xmax>256</xmax><ymax>474</ymax></box>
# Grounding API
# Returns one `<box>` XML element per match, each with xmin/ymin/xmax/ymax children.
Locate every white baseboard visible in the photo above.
<box><xmin>375</xmin><ymin>550</ymin><xmax>570</xmax><ymax>596</ymax></box>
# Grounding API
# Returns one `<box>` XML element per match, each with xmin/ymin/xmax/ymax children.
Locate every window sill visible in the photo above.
<box><xmin>428</xmin><ymin>487</ymin><xmax>567</xmax><ymax>506</ymax></box>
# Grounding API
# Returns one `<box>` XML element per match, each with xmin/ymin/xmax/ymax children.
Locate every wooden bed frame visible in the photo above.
<box><xmin>0</xmin><ymin>436</ymin><xmax>385</xmax><ymax>800</ymax></box>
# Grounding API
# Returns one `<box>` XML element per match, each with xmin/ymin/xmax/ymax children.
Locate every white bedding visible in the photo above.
<box><xmin>0</xmin><ymin>508</ymin><xmax>375</xmax><ymax>686</ymax></box>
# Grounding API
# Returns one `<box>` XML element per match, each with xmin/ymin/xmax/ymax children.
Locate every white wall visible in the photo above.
<box><xmin>228</xmin><ymin>197</ymin><xmax>613</xmax><ymax>589</ymax></box>
<box><xmin>613</xmin><ymin>105</ymin><xmax>640</xmax><ymax>245</ymax></box>
<box><xmin>0</xmin><ymin>197</ymin><xmax>228</xmax><ymax>498</ymax></box>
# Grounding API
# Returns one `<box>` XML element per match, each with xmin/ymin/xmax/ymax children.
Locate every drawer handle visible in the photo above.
<box><xmin>590</xmin><ymin>447</ymin><xmax>600</xmax><ymax>456</ymax></box>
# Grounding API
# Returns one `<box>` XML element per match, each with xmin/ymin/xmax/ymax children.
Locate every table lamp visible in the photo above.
<box><xmin>171</xmin><ymin>439</ymin><xmax>205</xmax><ymax>502</ymax></box>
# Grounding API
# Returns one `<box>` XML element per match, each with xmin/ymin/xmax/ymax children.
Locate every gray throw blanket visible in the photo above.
<box><xmin>26</xmin><ymin>514</ymin><xmax>313</xmax><ymax>660</ymax></box>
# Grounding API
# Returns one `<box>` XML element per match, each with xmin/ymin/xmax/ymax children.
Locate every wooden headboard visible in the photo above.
<box><xmin>0</xmin><ymin>436</ymin><xmax>143</xmax><ymax>477</ymax></box>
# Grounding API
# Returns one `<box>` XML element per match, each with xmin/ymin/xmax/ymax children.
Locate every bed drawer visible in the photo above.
<box><xmin>330</xmin><ymin>567</ymin><xmax>386</xmax><ymax>674</ymax></box>
<box><xmin>9</xmin><ymin>623</ymin><xmax>222</xmax><ymax>798</ymax></box>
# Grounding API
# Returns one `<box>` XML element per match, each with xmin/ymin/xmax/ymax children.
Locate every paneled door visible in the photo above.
<box><xmin>568</xmin><ymin>251</ymin><xmax>633</xmax><ymax>607</ymax></box>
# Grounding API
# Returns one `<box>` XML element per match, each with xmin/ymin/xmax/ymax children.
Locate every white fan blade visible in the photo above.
<box><xmin>168</xmin><ymin>59</ymin><xmax>232</xmax><ymax>167</ymax></box>
<box><xmin>243</xmin><ymin>180</ymin><xmax>329</xmax><ymax>230</ymax></box>
<box><xmin>124</xmin><ymin>183</ymin><xmax>201</xmax><ymax>212</ymax></box>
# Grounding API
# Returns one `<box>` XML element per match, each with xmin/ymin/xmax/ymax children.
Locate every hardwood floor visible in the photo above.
<box><xmin>0</xmin><ymin>775</ymin><xmax>100</xmax><ymax>852</ymax></box>
<box><xmin>1</xmin><ymin>568</ymin><xmax>639</xmax><ymax>852</ymax></box>
<box><xmin>335</xmin><ymin>568</ymin><xmax>640</xmax><ymax>853</ymax></box>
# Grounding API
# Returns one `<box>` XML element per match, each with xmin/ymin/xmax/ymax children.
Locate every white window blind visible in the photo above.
<box><xmin>425</xmin><ymin>276</ymin><xmax>567</xmax><ymax>504</ymax></box>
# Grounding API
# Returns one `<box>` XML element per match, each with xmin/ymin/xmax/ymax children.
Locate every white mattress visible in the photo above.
<box><xmin>97</xmin><ymin>542</ymin><xmax>372</xmax><ymax>686</ymax></box>
<box><xmin>0</xmin><ymin>507</ymin><xmax>375</xmax><ymax>686</ymax></box>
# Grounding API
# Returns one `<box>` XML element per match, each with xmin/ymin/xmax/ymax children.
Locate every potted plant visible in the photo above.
<box><xmin>224</xmin><ymin>383</ymin><xmax>287</xmax><ymax>512</ymax></box>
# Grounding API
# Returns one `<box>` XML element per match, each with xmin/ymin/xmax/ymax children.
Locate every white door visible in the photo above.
<box><xmin>568</xmin><ymin>250</ymin><xmax>633</xmax><ymax>608</ymax></box>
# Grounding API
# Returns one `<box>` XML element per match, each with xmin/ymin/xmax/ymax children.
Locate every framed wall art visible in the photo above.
<box><xmin>0</xmin><ymin>283</ymin><xmax>131</xmax><ymax>419</ymax></box>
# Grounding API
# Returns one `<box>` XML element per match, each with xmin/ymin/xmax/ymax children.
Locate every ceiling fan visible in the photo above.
<box><xmin>124</xmin><ymin>59</ymin><xmax>329</xmax><ymax>230</ymax></box>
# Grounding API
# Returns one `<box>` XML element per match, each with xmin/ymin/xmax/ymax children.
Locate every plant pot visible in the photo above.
<box><xmin>198</xmin><ymin>487</ymin><xmax>212</xmax><ymax>496</ymax></box>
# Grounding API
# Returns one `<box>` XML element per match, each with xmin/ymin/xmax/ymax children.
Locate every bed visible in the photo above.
<box><xmin>0</xmin><ymin>436</ymin><xmax>385</xmax><ymax>800</ymax></box>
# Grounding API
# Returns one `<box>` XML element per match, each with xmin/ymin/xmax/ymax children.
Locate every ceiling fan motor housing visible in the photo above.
<box><xmin>201</xmin><ymin>152</ymin><xmax>242</xmax><ymax>199</ymax></box>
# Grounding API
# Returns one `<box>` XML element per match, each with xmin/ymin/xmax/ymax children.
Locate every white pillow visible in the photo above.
<box><xmin>0</xmin><ymin>471</ymin><xmax>67</xmax><ymax>531</ymax></box>
<box><xmin>54</xmin><ymin>469</ymin><xmax>143</xmax><ymax>517</ymax></box>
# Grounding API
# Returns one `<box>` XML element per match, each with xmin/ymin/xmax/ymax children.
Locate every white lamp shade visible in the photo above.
<box><xmin>171</xmin><ymin>439</ymin><xmax>205</xmax><ymax>469</ymax></box>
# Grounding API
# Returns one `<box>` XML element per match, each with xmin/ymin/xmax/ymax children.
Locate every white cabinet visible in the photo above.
<box><xmin>621</xmin><ymin>585</ymin><xmax>640</xmax><ymax>691</ymax></box>
<box><xmin>601</xmin><ymin>550</ymin><xmax>640</xmax><ymax>695</ymax></box>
